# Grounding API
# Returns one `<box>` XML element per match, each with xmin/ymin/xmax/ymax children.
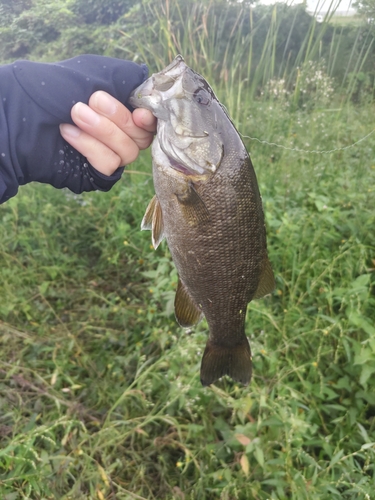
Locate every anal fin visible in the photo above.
<box><xmin>141</xmin><ymin>195</ymin><xmax>165</xmax><ymax>249</ymax></box>
<box><xmin>253</xmin><ymin>255</ymin><xmax>275</xmax><ymax>299</ymax></box>
<box><xmin>174</xmin><ymin>277</ymin><xmax>203</xmax><ymax>328</ymax></box>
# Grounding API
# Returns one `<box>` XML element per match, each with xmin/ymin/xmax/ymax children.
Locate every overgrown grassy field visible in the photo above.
<box><xmin>1</xmin><ymin>2</ymin><xmax>375</xmax><ymax>499</ymax></box>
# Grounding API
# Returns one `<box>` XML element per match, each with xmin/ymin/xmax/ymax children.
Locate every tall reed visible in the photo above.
<box><xmin>119</xmin><ymin>0</ymin><xmax>375</xmax><ymax>123</ymax></box>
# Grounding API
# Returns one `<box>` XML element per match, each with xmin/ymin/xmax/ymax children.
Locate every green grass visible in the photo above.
<box><xmin>329</xmin><ymin>16</ymin><xmax>364</xmax><ymax>28</ymax></box>
<box><xmin>1</xmin><ymin>0</ymin><xmax>375</xmax><ymax>498</ymax></box>
<box><xmin>0</xmin><ymin>96</ymin><xmax>374</xmax><ymax>499</ymax></box>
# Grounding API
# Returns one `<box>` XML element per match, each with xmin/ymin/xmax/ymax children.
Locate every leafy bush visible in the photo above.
<box><xmin>72</xmin><ymin>0</ymin><xmax>138</xmax><ymax>25</ymax></box>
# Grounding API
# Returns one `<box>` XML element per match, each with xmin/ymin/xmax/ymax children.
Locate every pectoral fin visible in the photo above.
<box><xmin>253</xmin><ymin>255</ymin><xmax>275</xmax><ymax>299</ymax></box>
<box><xmin>175</xmin><ymin>182</ymin><xmax>210</xmax><ymax>227</ymax></box>
<box><xmin>141</xmin><ymin>195</ymin><xmax>165</xmax><ymax>249</ymax></box>
<box><xmin>174</xmin><ymin>277</ymin><xmax>203</xmax><ymax>327</ymax></box>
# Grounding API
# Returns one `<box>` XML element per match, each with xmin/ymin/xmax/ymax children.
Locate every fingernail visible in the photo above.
<box><xmin>94</xmin><ymin>91</ymin><xmax>117</xmax><ymax>115</ymax></box>
<box><xmin>75</xmin><ymin>102</ymin><xmax>100</xmax><ymax>125</ymax></box>
<box><xmin>60</xmin><ymin>123</ymin><xmax>81</xmax><ymax>138</ymax></box>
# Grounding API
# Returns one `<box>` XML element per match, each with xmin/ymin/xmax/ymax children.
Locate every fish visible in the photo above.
<box><xmin>129</xmin><ymin>55</ymin><xmax>274</xmax><ymax>386</ymax></box>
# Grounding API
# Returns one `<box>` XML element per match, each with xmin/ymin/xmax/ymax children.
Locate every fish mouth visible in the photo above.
<box><xmin>129</xmin><ymin>55</ymin><xmax>187</xmax><ymax>110</ymax></box>
<box><xmin>153</xmin><ymin>55</ymin><xmax>186</xmax><ymax>92</ymax></box>
<box><xmin>129</xmin><ymin>77</ymin><xmax>155</xmax><ymax>105</ymax></box>
<box><xmin>158</xmin><ymin>54</ymin><xmax>185</xmax><ymax>75</ymax></box>
<box><xmin>131</xmin><ymin>55</ymin><xmax>224</xmax><ymax>177</ymax></box>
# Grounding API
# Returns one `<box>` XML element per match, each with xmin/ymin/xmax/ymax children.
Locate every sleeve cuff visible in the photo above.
<box><xmin>86</xmin><ymin>164</ymin><xmax>124</xmax><ymax>192</ymax></box>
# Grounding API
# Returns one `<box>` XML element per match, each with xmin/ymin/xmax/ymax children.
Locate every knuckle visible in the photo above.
<box><xmin>119</xmin><ymin>109</ymin><xmax>133</xmax><ymax>130</ymax></box>
<box><xmin>103</xmin><ymin>121</ymin><xmax>118</xmax><ymax>139</ymax></box>
<box><xmin>106</xmin><ymin>150</ymin><xmax>122</xmax><ymax>169</ymax></box>
<box><xmin>87</xmin><ymin>150</ymin><xmax>122</xmax><ymax>175</ymax></box>
<box><xmin>136</xmin><ymin>134</ymin><xmax>154</xmax><ymax>151</ymax></box>
<box><xmin>123</xmin><ymin>143</ymin><xmax>139</xmax><ymax>165</ymax></box>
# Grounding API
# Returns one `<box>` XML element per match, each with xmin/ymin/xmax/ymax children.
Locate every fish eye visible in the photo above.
<box><xmin>193</xmin><ymin>89</ymin><xmax>210</xmax><ymax>106</ymax></box>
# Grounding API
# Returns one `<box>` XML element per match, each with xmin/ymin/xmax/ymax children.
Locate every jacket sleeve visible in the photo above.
<box><xmin>0</xmin><ymin>54</ymin><xmax>148</xmax><ymax>204</ymax></box>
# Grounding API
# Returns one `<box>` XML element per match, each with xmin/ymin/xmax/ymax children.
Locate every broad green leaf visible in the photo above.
<box><xmin>348</xmin><ymin>311</ymin><xmax>375</xmax><ymax>336</ymax></box>
<box><xmin>254</xmin><ymin>446</ymin><xmax>265</xmax><ymax>468</ymax></box>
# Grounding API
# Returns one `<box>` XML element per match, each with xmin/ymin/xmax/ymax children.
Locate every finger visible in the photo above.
<box><xmin>132</xmin><ymin>108</ymin><xmax>157</xmax><ymax>134</ymax></box>
<box><xmin>59</xmin><ymin>123</ymin><xmax>123</xmax><ymax>176</ymax></box>
<box><xmin>88</xmin><ymin>91</ymin><xmax>155</xmax><ymax>150</ymax></box>
<box><xmin>70</xmin><ymin>102</ymin><xmax>141</xmax><ymax>165</ymax></box>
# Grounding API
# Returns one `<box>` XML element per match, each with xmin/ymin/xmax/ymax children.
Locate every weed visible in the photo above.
<box><xmin>1</xmin><ymin>1</ymin><xmax>375</xmax><ymax>498</ymax></box>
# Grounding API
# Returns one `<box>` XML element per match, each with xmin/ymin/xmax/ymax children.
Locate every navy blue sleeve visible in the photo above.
<box><xmin>0</xmin><ymin>54</ymin><xmax>149</xmax><ymax>204</ymax></box>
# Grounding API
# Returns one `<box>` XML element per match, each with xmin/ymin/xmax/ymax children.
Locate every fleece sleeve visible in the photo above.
<box><xmin>0</xmin><ymin>54</ymin><xmax>148</xmax><ymax>204</ymax></box>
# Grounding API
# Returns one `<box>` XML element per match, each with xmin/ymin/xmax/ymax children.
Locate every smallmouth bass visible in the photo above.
<box><xmin>129</xmin><ymin>55</ymin><xmax>274</xmax><ymax>386</ymax></box>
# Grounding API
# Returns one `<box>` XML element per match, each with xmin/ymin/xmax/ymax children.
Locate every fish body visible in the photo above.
<box><xmin>129</xmin><ymin>56</ymin><xmax>274</xmax><ymax>386</ymax></box>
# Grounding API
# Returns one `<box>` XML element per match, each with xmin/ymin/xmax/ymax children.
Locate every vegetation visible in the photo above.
<box><xmin>355</xmin><ymin>0</ymin><xmax>375</xmax><ymax>24</ymax></box>
<box><xmin>0</xmin><ymin>0</ymin><xmax>375</xmax><ymax>498</ymax></box>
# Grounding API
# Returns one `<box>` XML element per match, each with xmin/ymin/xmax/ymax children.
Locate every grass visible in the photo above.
<box><xmin>1</xmin><ymin>0</ymin><xmax>375</xmax><ymax>498</ymax></box>
<box><xmin>329</xmin><ymin>16</ymin><xmax>364</xmax><ymax>28</ymax></box>
<box><xmin>0</xmin><ymin>97</ymin><xmax>374</xmax><ymax>499</ymax></box>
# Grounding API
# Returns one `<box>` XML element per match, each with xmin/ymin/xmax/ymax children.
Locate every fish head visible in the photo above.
<box><xmin>129</xmin><ymin>55</ymin><xmax>226</xmax><ymax>178</ymax></box>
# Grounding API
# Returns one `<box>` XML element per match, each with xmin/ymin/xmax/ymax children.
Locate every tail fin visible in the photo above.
<box><xmin>200</xmin><ymin>338</ymin><xmax>252</xmax><ymax>386</ymax></box>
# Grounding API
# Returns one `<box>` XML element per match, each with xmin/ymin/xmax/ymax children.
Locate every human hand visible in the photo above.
<box><xmin>59</xmin><ymin>91</ymin><xmax>156</xmax><ymax>176</ymax></box>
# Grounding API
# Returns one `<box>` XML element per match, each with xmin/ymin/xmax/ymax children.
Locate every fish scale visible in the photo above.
<box><xmin>129</xmin><ymin>55</ymin><xmax>275</xmax><ymax>386</ymax></box>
